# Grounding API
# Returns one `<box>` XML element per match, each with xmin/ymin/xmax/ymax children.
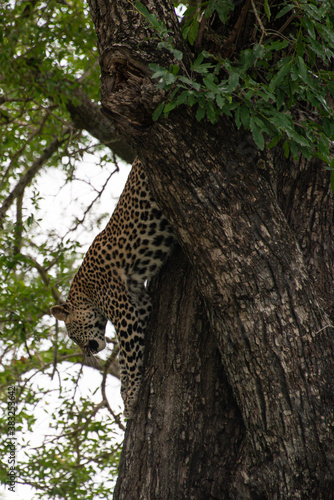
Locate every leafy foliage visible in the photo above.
<box><xmin>0</xmin><ymin>1</ymin><xmax>124</xmax><ymax>498</ymax></box>
<box><xmin>140</xmin><ymin>0</ymin><xmax>334</xmax><ymax>165</ymax></box>
<box><xmin>0</xmin><ymin>0</ymin><xmax>102</xmax><ymax>215</ymax></box>
<box><xmin>0</xmin><ymin>362</ymin><xmax>122</xmax><ymax>499</ymax></box>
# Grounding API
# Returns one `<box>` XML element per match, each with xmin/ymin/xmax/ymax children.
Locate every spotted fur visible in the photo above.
<box><xmin>50</xmin><ymin>159</ymin><xmax>175</xmax><ymax>418</ymax></box>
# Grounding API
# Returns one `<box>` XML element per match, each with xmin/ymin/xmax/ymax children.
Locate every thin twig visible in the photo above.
<box><xmin>101</xmin><ymin>346</ymin><xmax>126</xmax><ymax>431</ymax></box>
<box><xmin>250</xmin><ymin>0</ymin><xmax>267</xmax><ymax>40</ymax></box>
<box><xmin>0</xmin><ymin>128</ymin><xmax>72</xmax><ymax>223</ymax></box>
<box><xmin>64</xmin><ymin>167</ymin><xmax>118</xmax><ymax>236</ymax></box>
<box><xmin>0</xmin><ymin>111</ymin><xmax>51</xmax><ymax>192</ymax></box>
<box><xmin>20</xmin><ymin>253</ymin><xmax>63</xmax><ymax>303</ymax></box>
<box><xmin>51</xmin><ymin>319</ymin><xmax>59</xmax><ymax>380</ymax></box>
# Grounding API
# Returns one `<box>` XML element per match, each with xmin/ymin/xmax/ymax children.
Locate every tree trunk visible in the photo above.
<box><xmin>87</xmin><ymin>0</ymin><xmax>334</xmax><ymax>497</ymax></box>
<box><xmin>114</xmin><ymin>247</ymin><xmax>244</xmax><ymax>500</ymax></box>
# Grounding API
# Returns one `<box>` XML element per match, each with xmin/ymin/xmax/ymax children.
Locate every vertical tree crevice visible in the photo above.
<box><xmin>115</xmin><ymin>248</ymin><xmax>245</xmax><ymax>500</ymax></box>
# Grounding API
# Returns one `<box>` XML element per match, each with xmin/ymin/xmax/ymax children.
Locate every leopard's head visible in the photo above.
<box><xmin>50</xmin><ymin>301</ymin><xmax>107</xmax><ymax>356</ymax></box>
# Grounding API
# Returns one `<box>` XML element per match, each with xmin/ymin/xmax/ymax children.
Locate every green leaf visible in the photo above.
<box><xmin>289</xmin><ymin>140</ymin><xmax>299</xmax><ymax>159</ymax></box>
<box><xmin>276</xmin><ymin>3</ymin><xmax>294</xmax><ymax>19</ymax></box>
<box><xmin>135</xmin><ymin>1</ymin><xmax>149</xmax><ymax>18</ymax></box>
<box><xmin>264</xmin><ymin>0</ymin><xmax>271</xmax><ymax>20</ymax></box>
<box><xmin>234</xmin><ymin>106</ymin><xmax>241</xmax><ymax>129</ymax></box>
<box><xmin>150</xmin><ymin>68</ymin><xmax>168</xmax><ymax>79</ymax></box>
<box><xmin>169</xmin><ymin>87</ymin><xmax>179</xmax><ymax>100</ymax></box>
<box><xmin>215</xmin><ymin>0</ymin><xmax>235</xmax><ymax>24</ymax></box>
<box><xmin>316</xmin><ymin>24</ymin><xmax>334</xmax><ymax>49</ymax></box>
<box><xmin>196</xmin><ymin>105</ymin><xmax>206</xmax><ymax>122</ymax></box>
<box><xmin>185</xmin><ymin>91</ymin><xmax>198</xmax><ymax>107</ymax></box>
<box><xmin>216</xmin><ymin>93</ymin><xmax>225</xmax><ymax>109</ymax></box>
<box><xmin>240</xmin><ymin>104</ymin><xmax>250</xmax><ymax>128</ymax></box>
<box><xmin>164</xmin><ymin>100</ymin><xmax>178</xmax><ymax>114</ymax></box>
<box><xmin>331</xmin><ymin>171</ymin><xmax>334</xmax><ymax>194</ymax></box>
<box><xmin>206</xmin><ymin>101</ymin><xmax>218</xmax><ymax>124</ymax></box>
<box><xmin>323</xmin><ymin>117</ymin><xmax>334</xmax><ymax>140</ymax></box>
<box><xmin>192</xmin><ymin>52</ymin><xmax>204</xmax><ymax>69</ymax></box>
<box><xmin>252</xmin><ymin>44</ymin><xmax>266</xmax><ymax>60</ymax></box>
<box><xmin>135</xmin><ymin>0</ymin><xmax>165</xmax><ymax>33</ymax></box>
<box><xmin>297</xmin><ymin>56</ymin><xmax>310</xmax><ymax>83</ymax></box>
<box><xmin>267</xmin><ymin>134</ymin><xmax>282</xmax><ymax>149</ymax></box>
<box><xmin>269</xmin><ymin>61</ymin><xmax>291</xmax><ymax>90</ymax></box>
<box><xmin>228</xmin><ymin>71</ymin><xmax>239</xmax><ymax>91</ymax></box>
<box><xmin>303</xmin><ymin>17</ymin><xmax>316</xmax><ymax>39</ymax></box>
<box><xmin>152</xmin><ymin>102</ymin><xmax>165</xmax><ymax>121</ymax></box>
<box><xmin>302</xmin><ymin>3</ymin><xmax>325</xmax><ymax>22</ymax></box>
<box><xmin>283</xmin><ymin>140</ymin><xmax>290</xmax><ymax>158</ymax></box>
<box><xmin>187</xmin><ymin>19</ymin><xmax>199</xmax><ymax>45</ymax></box>
<box><xmin>178</xmin><ymin>75</ymin><xmax>201</xmax><ymax>91</ymax></box>
<box><xmin>290</xmin><ymin>62</ymin><xmax>299</xmax><ymax>81</ymax></box>
<box><xmin>203</xmin><ymin>76</ymin><xmax>219</xmax><ymax>92</ymax></box>
<box><xmin>162</xmin><ymin>72</ymin><xmax>178</xmax><ymax>86</ymax></box>
<box><xmin>168</xmin><ymin>64</ymin><xmax>179</xmax><ymax>75</ymax></box>
<box><xmin>191</xmin><ymin>52</ymin><xmax>214</xmax><ymax>74</ymax></box>
<box><xmin>250</xmin><ymin>117</ymin><xmax>265</xmax><ymax>150</ymax></box>
<box><xmin>176</xmin><ymin>90</ymin><xmax>190</xmax><ymax>105</ymax></box>
<box><xmin>171</xmin><ymin>48</ymin><xmax>184</xmax><ymax>61</ymax></box>
<box><xmin>265</xmin><ymin>39</ymin><xmax>289</xmax><ymax>52</ymax></box>
<box><xmin>318</xmin><ymin>133</ymin><xmax>330</xmax><ymax>157</ymax></box>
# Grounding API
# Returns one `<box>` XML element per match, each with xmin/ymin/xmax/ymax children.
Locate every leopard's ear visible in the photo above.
<box><xmin>50</xmin><ymin>304</ymin><xmax>70</xmax><ymax>322</ymax></box>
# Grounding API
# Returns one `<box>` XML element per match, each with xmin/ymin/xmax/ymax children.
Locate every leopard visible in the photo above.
<box><xmin>50</xmin><ymin>159</ymin><xmax>175</xmax><ymax>418</ymax></box>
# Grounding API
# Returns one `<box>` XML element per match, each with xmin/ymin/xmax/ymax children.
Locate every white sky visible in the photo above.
<box><xmin>31</xmin><ymin>153</ymin><xmax>131</xmax><ymax>247</ymax></box>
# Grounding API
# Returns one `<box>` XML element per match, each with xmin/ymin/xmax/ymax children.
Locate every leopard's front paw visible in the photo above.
<box><xmin>123</xmin><ymin>389</ymin><xmax>140</xmax><ymax>419</ymax></box>
<box><xmin>124</xmin><ymin>404</ymin><xmax>134</xmax><ymax>419</ymax></box>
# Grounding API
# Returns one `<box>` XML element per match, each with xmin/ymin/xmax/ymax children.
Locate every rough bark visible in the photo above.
<box><xmin>277</xmin><ymin>153</ymin><xmax>334</xmax><ymax>321</ymax></box>
<box><xmin>87</xmin><ymin>0</ymin><xmax>334</xmax><ymax>497</ymax></box>
<box><xmin>115</xmin><ymin>248</ymin><xmax>244</xmax><ymax>500</ymax></box>
<box><xmin>113</xmin><ymin>113</ymin><xmax>334</xmax><ymax>499</ymax></box>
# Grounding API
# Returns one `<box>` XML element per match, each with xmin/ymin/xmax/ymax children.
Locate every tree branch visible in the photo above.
<box><xmin>0</xmin><ymin>128</ymin><xmax>71</xmax><ymax>223</ymax></box>
<box><xmin>66</xmin><ymin>88</ymin><xmax>135</xmax><ymax>163</ymax></box>
<box><xmin>13</xmin><ymin>193</ymin><xmax>23</xmax><ymax>255</ymax></box>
